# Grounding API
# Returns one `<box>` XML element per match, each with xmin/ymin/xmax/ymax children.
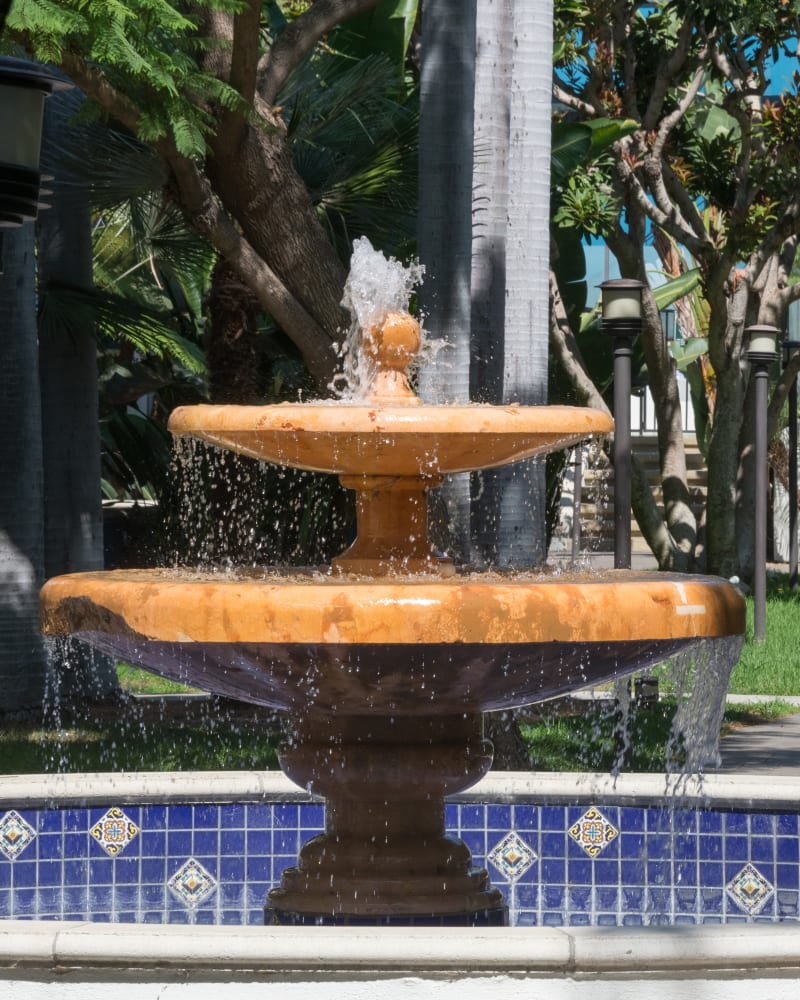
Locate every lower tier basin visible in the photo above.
<box><xmin>41</xmin><ymin>569</ymin><xmax>745</xmax><ymax>715</ymax></box>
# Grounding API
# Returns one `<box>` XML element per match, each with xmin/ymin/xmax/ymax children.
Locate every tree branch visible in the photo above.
<box><xmin>231</xmin><ymin>1</ymin><xmax>263</xmax><ymax>106</ymax></box>
<box><xmin>214</xmin><ymin>1</ymin><xmax>264</xmax><ymax>153</ymax></box>
<box><xmin>552</xmin><ymin>82</ymin><xmax>596</xmax><ymax>118</ymax></box>
<box><xmin>166</xmin><ymin>154</ymin><xmax>337</xmax><ymax>387</ymax></box>
<box><xmin>59</xmin><ymin>48</ymin><xmax>337</xmax><ymax>390</ymax></box>
<box><xmin>259</xmin><ymin>0</ymin><xmax>382</xmax><ymax>105</ymax></box>
<box><xmin>615</xmin><ymin>145</ymin><xmax>709</xmax><ymax>258</ymax></box>
<box><xmin>641</xmin><ymin>19</ymin><xmax>695</xmax><ymax>131</ymax></box>
<box><xmin>60</xmin><ymin>49</ymin><xmax>143</xmax><ymax>134</ymax></box>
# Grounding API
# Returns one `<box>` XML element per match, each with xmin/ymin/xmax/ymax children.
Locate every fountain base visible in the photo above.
<box><xmin>267</xmin><ymin>713</ymin><xmax>507</xmax><ymax>924</ymax></box>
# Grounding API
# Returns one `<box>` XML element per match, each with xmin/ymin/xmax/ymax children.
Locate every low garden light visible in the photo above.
<box><xmin>746</xmin><ymin>324</ymin><xmax>780</xmax><ymax>643</ymax></box>
<box><xmin>600</xmin><ymin>278</ymin><xmax>645</xmax><ymax>570</ymax></box>
<box><xmin>0</xmin><ymin>57</ymin><xmax>70</xmax><ymax>228</ymax></box>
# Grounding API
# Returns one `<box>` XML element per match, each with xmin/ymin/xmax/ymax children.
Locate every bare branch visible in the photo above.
<box><xmin>548</xmin><ymin>271</ymin><xmax>608</xmax><ymax>413</ymax></box>
<box><xmin>552</xmin><ymin>82</ymin><xmax>596</xmax><ymax>118</ymax></box>
<box><xmin>650</xmin><ymin>59</ymin><xmax>706</xmax><ymax>162</ymax></box>
<box><xmin>259</xmin><ymin>0</ymin><xmax>382</xmax><ymax>105</ymax></box>
<box><xmin>660</xmin><ymin>159</ymin><xmax>711</xmax><ymax>246</ymax></box>
<box><xmin>641</xmin><ymin>19</ymin><xmax>695</xmax><ymax>130</ymax></box>
<box><xmin>615</xmin><ymin>142</ymin><xmax>709</xmax><ymax>258</ymax></box>
<box><xmin>214</xmin><ymin>1</ymin><xmax>264</xmax><ymax>152</ymax></box>
<box><xmin>750</xmin><ymin>198</ymin><xmax>800</xmax><ymax>276</ymax></box>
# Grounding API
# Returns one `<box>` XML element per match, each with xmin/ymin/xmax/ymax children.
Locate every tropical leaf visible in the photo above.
<box><xmin>652</xmin><ymin>268</ymin><xmax>702</xmax><ymax>310</ymax></box>
<box><xmin>39</xmin><ymin>283</ymin><xmax>206</xmax><ymax>374</ymax></box>
<box><xmin>283</xmin><ymin>52</ymin><xmax>418</xmax><ymax>258</ymax></box>
<box><xmin>551</xmin><ymin>122</ymin><xmax>592</xmax><ymax>186</ymax></box>
<box><xmin>583</xmin><ymin>117</ymin><xmax>639</xmax><ymax>158</ymax></box>
<box><xmin>332</xmin><ymin>0</ymin><xmax>419</xmax><ymax>73</ymax></box>
<box><xmin>670</xmin><ymin>337</ymin><xmax>709</xmax><ymax>369</ymax></box>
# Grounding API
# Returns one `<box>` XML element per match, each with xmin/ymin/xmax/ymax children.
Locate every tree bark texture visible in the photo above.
<box><xmin>0</xmin><ymin>226</ymin><xmax>48</xmax><ymax>714</ymax></box>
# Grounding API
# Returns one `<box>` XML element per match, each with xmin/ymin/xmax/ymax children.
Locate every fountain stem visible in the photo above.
<box><xmin>334</xmin><ymin>474</ymin><xmax>453</xmax><ymax>576</ymax></box>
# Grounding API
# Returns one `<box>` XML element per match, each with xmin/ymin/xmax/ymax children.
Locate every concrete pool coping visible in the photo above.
<box><xmin>1</xmin><ymin>920</ymin><xmax>800</xmax><ymax>997</ymax></box>
<box><xmin>2</xmin><ymin>769</ymin><xmax>800</xmax><ymax>811</ymax></box>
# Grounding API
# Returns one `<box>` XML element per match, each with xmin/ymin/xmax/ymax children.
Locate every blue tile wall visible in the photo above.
<box><xmin>1</xmin><ymin>799</ymin><xmax>798</xmax><ymax>926</ymax></box>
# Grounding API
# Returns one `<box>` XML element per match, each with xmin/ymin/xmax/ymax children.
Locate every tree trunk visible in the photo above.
<box><xmin>483</xmin><ymin>0</ymin><xmax>551</xmax><ymax>569</ymax></box>
<box><xmin>37</xmin><ymin>95</ymin><xmax>120</xmax><ymax>704</ymax></box>
<box><xmin>208</xmin><ymin>118</ymin><xmax>350</xmax><ymax>370</ymax></box>
<box><xmin>417</xmin><ymin>0</ymin><xmax>477</xmax><ymax>560</ymax></box>
<box><xmin>705</xmin><ymin>277</ymin><xmax>749</xmax><ymax>577</ymax></box>
<box><xmin>0</xmin><ymin>225</ymin><xmax>48</xmax><ymax>715</ymax></box>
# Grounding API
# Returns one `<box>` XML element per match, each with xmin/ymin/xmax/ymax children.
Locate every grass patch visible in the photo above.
<box><xmin>116</xmin><ymin>663</ymin><xmax>203</xmax><ymax>696</ymax></box>
<box><xmin>727</xmin><ymin>576</ymin><xmax>800</xmax><ymax>695</ymax></box>
<box><xmin>519</xmin><ymin>697</ymin><xmax>799</xmax><ymax>772</ymax></box>
<box><xmin>0</xmin><ymin>701</ymin><xmax>281</xmax><ymax>774</ymax></box>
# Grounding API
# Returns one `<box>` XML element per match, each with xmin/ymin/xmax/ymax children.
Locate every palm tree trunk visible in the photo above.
<box><xmin>37</xmin><ymin>96</ymin><xmax>120</xmax><ymax>703</ymax></box>
<box><xmin>0</xmin><ymin>225</ymin><xmax>48</xmax><ymax>714</ymax></box>
<box><xmin>417</xmin><ymin>0</ymin><xmax>477</xmax><ymax>560</ymax></box>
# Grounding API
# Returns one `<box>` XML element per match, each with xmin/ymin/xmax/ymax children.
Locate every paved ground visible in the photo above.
<box><xmin>717</xmin><ymin>709</ymin><xmax>800</xmax><ymax>775</ymax></box>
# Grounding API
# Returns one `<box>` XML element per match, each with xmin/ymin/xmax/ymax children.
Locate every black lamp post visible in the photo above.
<box><xmin>746</xmin><ymin>325</ymin><xmax>780</xmax><ymax>643</ymax></box>
<box><xmin>600</xmin><ymin>278</ymin><xmax>645</xmax><ymax>570</ymax></box>
<box><xmin>0</xmin><ymin>57</ymin><xmax>69</xmax><ymax>229</ymax></box>
<box><xmin>784</xmin><ymin>332</ymin><xmax>800</xmax><ymax>592</ymax></box>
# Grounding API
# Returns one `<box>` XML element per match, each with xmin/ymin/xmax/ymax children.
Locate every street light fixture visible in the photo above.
<box><xmin>600</xmin><ymin>278</ymin><xmax>645</xmax><ymax>570</ymax></box>
<box><xmin>783</xmin><ymin>332</ymin><xmax>800</xmax><ymax>592</ymax></box>
<box><xmin>746</xmin><ymin>324</ymin><xmax>780</xmax><ymax>643</ymax></box>
<box><xmin>0</xmin><ymin>57</ymin><xmax>70</xmax><ymax>229</ymax></box>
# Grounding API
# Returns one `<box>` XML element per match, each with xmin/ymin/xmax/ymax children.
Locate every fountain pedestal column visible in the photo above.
<box><xmin>266</xmin><ymin>713</ymin><xmax>507</xmax><ymax>925</ymax></box>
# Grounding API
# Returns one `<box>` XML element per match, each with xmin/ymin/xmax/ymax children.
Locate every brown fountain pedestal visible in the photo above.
<box><xmin>266</xmin><ymin>713</ymin><xmax>507</xmax><ymax>925</ymax></box>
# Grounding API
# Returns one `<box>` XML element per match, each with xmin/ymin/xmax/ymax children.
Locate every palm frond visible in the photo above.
<box><xmin>39</xmin><ymin>283</ymin><xmax>206</xmax><ymax>375</ymax></box>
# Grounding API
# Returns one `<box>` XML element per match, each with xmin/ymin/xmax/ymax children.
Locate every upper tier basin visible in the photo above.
<box><xmin>41</xmin><ymin>569</ymin><xmax>744</xmax><ymax>717</ymax></box>
<box><xmin>167</xmin><ymin>403</ymin><xmax>614</xmax><ymax>477</ymax></box>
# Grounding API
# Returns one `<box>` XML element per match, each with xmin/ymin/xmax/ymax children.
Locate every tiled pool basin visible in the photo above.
<box><xmin>1</xmin><ymin>771</ymin><xmax>798</xmax><ymax>927</ymax></box>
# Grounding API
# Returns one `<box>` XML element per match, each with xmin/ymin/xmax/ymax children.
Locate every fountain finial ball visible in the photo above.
<box><xmin>366</xmin><ymin>311</ymin><xmax>421</xmax><ymax>371</ymax></box>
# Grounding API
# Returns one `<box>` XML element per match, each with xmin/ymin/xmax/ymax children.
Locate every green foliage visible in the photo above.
<box><xmin>550</xmin><ymin>117</ymin><xmax>638</xmax><ymax>328</ymax></box>
<box><xmin>332</xmin><ymin>0</ymin><xmax>419</xmax><ymax>77</ymax></box>
<box><xmin>553</xmin><ymin>172</ymin><xmax>618</xmax><ymax>240</ymax></box>
<box><xmin>9</xmin><ymin>0</ymin><xmax>247</xmax><ymax>155</ymax></box>
<box><xmin>283</xmin><ymin>51</ymin><xmax>418</xmax><ymax>259</ymax></box>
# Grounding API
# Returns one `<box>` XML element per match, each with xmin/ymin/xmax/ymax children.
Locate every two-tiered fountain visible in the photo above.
<box><xmin>40</xmin><ymin>246</ymin><xmax>744</xmax><ymax>926</ymax></box>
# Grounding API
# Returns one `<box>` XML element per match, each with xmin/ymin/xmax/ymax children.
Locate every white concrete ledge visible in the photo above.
<box><xmin>3</xmin><ymin>769</ymin><xmax>800</xmax><ymax>811</ymax></box>
<box><xmin>2</xmin><ymin>921</ymin><xmax>800</xmax><ymax>1000</ymax></box>
<box><xmin>1</xmin><ymin>921</ymin><xmax>799</xmax><ymax>974</ymax></box>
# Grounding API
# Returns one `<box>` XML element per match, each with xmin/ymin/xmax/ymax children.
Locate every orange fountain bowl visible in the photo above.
<box><xmin>167</xmin><ymin>403</ymin><xmax>613</xmax><ymax>476</ymax></box>
<box><xmin>41</xmin><ymin>569</ymin><xmax>745</xmax><ymax>717</ymax></box>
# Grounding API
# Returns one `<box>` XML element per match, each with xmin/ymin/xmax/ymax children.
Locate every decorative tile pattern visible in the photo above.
<box><xmin>0</xmin><ymin>810</ymin><xmax>36</xmax><ymax>860</ymax></box>
<box><xmin>488</xmin><ymin>832</ymin><xmax>537</xmax><ymax>880</ymax></box>
<box><xmin>90</xmin><ymin>807</ymin><xmax>139</xmax><ymax>857</ymax></box>
<box><xmin>0</xmin><ymin>798</ymin><xmax>798</xmax><ymax>927</ymax></box>
<box><xmin>727</xmin><ymin>863</ymin><xmax>775</xmax><ymax>915</ymax></box>
<box><xmin>568</xmin><ymin>807</ymin><xmax>619</xmax><ymax>858</ymax></box>
<box><xmin>168</xmin><ymin>858</ymin><xmax>217</xmax><ymax>908</ymax></box>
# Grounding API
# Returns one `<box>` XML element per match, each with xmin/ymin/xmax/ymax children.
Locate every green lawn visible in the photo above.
<box><xmin>727</xmin><ymin>578</ymin><xmax>800</xmax><ymax>695</ymax></box>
